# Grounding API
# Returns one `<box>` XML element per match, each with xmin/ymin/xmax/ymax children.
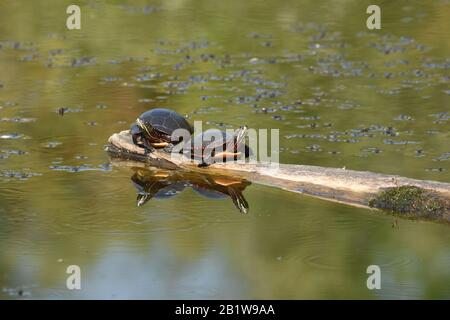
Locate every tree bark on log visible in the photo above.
<box><xmin>107</xmin><ymin>130</ymin><xmax>450</xmax><ymax>224</ymax></box>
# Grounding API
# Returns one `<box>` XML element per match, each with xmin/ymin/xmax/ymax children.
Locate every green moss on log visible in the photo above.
<box><xmin>369</xmin><ymin>186</ymin><xmax>450</xmax><ymax>219</ymax></box>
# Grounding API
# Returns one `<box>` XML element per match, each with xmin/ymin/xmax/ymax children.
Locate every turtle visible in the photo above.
<box><xmin>131</xmin><ymin>169</ymin><xmax>186</xmax><ymax>207</ymax></box>
<box><xmin>192</xmin><ymin>176</ymin><xmax>251</xmax><ymax>214</ymax></box>
<box><xmin>130</xmin><ymin>108</ymin><xmax>193</xmax><ymax>152</ymax></box>
<box><xmin>185</xmin><ymin>126</ymin><xmax>252</xmax><ymax>167</ymax></box>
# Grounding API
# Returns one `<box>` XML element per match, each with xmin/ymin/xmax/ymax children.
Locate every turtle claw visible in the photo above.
<box><xmin>197</xmin><ymin>162</ymin><xmax>210</xmax><ymax>168</ymax></box>
<box><xmin>198</xmin><ymin>152</ymin><xmax>215</xmax><ymax>167</ymax></box>
<box><xmin>137</xmin><ymin>193</ymin><xmax>150</xmax><ymax>207</ymax></box>
<box><xmin>143</xmin><ymin>145</ymin><xmax>155</xmax><ymax>155</ymax></box>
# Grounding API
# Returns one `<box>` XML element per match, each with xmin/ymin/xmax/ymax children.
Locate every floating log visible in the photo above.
<box><xmin>107</xmin><ymin>130</ymin><xmax>450</xmax><ymax>224</ymax></box>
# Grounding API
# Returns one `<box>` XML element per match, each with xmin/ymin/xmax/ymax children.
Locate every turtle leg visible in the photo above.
<box><xmin>213</xmin><ymin>152</ymin><xmax>242</xmax><ymax>162</ymax></box>
<box><xmin>151</xmin><ymin>142</ymin><xmax>169</xmax><ymax>148</ymax></box>
<box><xmin>131</xmin><ymin>130</ymin><xmax>155</xmax><ymax>153</ymax></box>
<box><xmin>137</xmin><ymin>193</ymin><xmax>152</xmax><ymax>207</ymax></box>
<box><xmin>197</xmin><ymin>162</ymin><xmax>210</xmax><ymax>168</ymax></box>
<box><xmin>227</xmin><ymin>187</ymin><xmax>249</xmax><ymax>214</ymax></box>
<box><xmin>162</xmin><ymin>142</ymin><xmax>175</xmax><ymax>153</ymax></box>
<box><xmin>198</xmin><ymin>150</ymin><xmax>214</xmax><ymax>167</ymax></box>
<box><xmin>199</xmin><ymin>151</ymin><xmax>243</xmax><ymax>166</ymax></box>
<box><xmin>142</xmin><ymin>141</ymin><xmax>155</xmax><ymax>154</ymax></box>
<box><xmin>131</xmin><ymin>124</ymin><xmax>148</xmax><ymax>150</ymax></box>
<box><xmin>158</xmin><ymin>131</ymin><xmax>177</xmax><ymax>152</ymax></box>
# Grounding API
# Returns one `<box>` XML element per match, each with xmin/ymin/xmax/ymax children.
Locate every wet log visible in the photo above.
<box><xmin>107</xmin><ymin>130</ymin><xmax>450</xmax><ymax>224</ymax></box>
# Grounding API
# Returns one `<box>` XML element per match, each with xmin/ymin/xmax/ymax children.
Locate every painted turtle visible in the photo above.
<box><xmin>131</xmin><ymin>108</ymin><xmax>193</xmax><ymax>151</ymax></box>
<box><xmin>130</xmin><ymin>168</ymin><xmax>250</xmax><ymax>214</ymax></box>
<box><xmin>192</xmin><ymin>176</ymin><xmax>250</xmax><ymax>214</ymax></box>
<box><xmin>131</xmin><ymin>169</ymin><xmax>186</xmax><ymax>207</ymax></box>
<box><xmin>185</xmin><ymin>126</ymin><xmax>252</xmax><ymax>167</ymax></box>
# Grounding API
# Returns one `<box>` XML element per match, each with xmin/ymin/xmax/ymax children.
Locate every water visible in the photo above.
<box><xmin>0</xmin><ymin>0</ymin><xmax>449</xmax><ymax>299</ymax></box>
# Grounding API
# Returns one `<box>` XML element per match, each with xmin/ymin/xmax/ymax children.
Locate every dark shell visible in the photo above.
<box><xmin>192</xmin><ymin>186</ymin><xmax>227</xmax><ymax>199</ymax></box>
<box><xmin>188</xmin><ymin>129</ymin><xmax>252</xmax><ymax>161</ymax></box>
<box><xmin>190</xmin><ymin>129</ymin><xmax>233</xmax><ymax>151</ymax></box>
<box><xmin>138</xmin><ymin>108</ymin><xmax>193</xmax><ymax>137</ymax></box>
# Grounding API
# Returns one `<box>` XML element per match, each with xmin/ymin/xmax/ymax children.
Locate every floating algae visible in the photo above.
<box><xmin>369</xmin><ymin>186</ymin><xmax>450</xmax><ymax>220</ymax></box>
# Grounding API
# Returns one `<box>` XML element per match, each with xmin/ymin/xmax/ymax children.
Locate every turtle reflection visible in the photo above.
<box><xmin>131</xmin><ymin>168</ymin><xmax>251</xmax><ymax>214</ymax></box>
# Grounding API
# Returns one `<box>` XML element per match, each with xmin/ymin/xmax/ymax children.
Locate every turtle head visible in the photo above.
<box><xmin>137</xmin><ymin>192</ymin><xmax>151</xmax><ymax>207</ymax></box>
<box><xmin>131</xmin><ymin>119</ymin><xmax>156</xmax><ymax>150</ymax></box>
<box><xmin>136</xmin><ymin>117</ymin><xmax>157</xmax><ymax>139</ymax></box>
<box><xmin>131</xmin><ymin>123</ymin><xmax>145</xmax><ymax>147</ymax></box>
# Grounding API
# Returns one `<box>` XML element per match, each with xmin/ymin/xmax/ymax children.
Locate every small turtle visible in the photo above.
<box><xmin>192</xmin><ymin>176</ymin><xmax>250</xmax><ymax>214</ymax></box>
<box><xmin>131</xmin><ymin>108</ymin><xmax>193</xmax><ymax>151</ymax></box>
<box><xmin>185</xmin><ymin>126</ymin><xmax>251</xmax><ymax>167</ymax></box>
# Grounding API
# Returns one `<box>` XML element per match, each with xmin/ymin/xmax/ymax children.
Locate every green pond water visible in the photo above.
<box><xmin>0</xmin><ymin>0</ymin><xmax>449</xmax><ymax>299</ymax></box>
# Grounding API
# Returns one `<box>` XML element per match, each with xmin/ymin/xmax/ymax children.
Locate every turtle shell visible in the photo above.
<box><xmin>191</xmin><ymin>186</ymin><xmax>228</xmax><ymax>199</ymax></box>
<box><xmin>188</xmin><ymin>129</ymin><xmax>252</xmax><ymax>161</ymax></box>
<box><xmin>137</xmin><ymin>108</ymin><xmax>193</xmax><ymax>142</ymax></box>
<box><xmin>190</xmin><ymin>129</ymin><xmax>232</xmax><ymax>151</ymax></box>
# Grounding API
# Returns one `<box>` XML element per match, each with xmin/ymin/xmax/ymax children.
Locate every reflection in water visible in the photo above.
<box><xmin>131</xmin><ymin>168</ymin><xmax>251</xmax><ymax>214</ymax></box>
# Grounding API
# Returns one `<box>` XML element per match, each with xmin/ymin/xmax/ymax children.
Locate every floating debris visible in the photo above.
<box><xmin>118</xmin><ymin>4</ymin><xmax>163</xmax><ymax>15</ymax></box>
<box><xmin>328</xmin><ymin>150</ymin><xmax>341</xmax><ymax>155</ymax></box>
<box><xmin>101</xmin><ymin>76</ymin><xmax>123</xmax><ymax>82</ymax></box>
<box><xmin>299</xmin><ymin>115</ymin><xmax>320</xmax><ymax>120</ymax></box>
<box><xmin>1</xmin><ymin>117</ymin><xmax>36</xmax><ymax>123</ymax></box>
<box><xmin>0</xmin><ymin>149</ymin><xmax>28</xmax><ymax>159</ymax></box>
<box><xmin>361</xmin><ymin>147</ymin><xmax>382</xmax><ymax>154</ymax></box>
<box><xmin>2</xmin><ymin>286</ymin><xmax>33</xmax><ymax>297</ymax></box>
<box><xmin>433</xmin><ymin>152</ymin><xmax>450</xmax><ymax>162</ymax></box>
<box><xmin>272</xmin><ymin>115</ymin><xmax>284</xmax><ymax>121</ymax></box>
<box><xmin>285</xmin><ymin>133</ymin><xmax>325</xmax><ymax>140</ymax></box>
<box><xmin>0</xmin><ymin>133</ymin><xmax>25</xmax><ymax>139</ymax></box>
<box><xmin>1</xmin><ymin>170</ymin><xmax>41</xmax><ymax>180</ymax></box>
<box><xmin>56</xmin><ymin>107</ymin><xmax>83</xmax><ymax>115</ymax></box>
<box><xmin>429</xmin><ymin>112</ymin><xmax>449</xmax><ymax>123</ymax></box>
<box><xmin>383</xmin><ymin>139</ymin><xmax>420</xmax><ymax>145</ymax></box>
<box><xmin>71</xmin><ymin>56</ymin><xmax>96</xmax><ymax>67</ymax></box>
<box><xmin>415</xmin><ymin>149</ymin><xmax>425</xmax><ymax>157</ymax></box>
<box><xmin>49</xmin><ymin>164</ymin><xmax>111</xmax><ymax>173</ymax></box>
<box><xmin>306</xmin><ymin>144</ymin><xmax>322</xmax><ymax>152</ymax></box>
<box><xmin>19</xmin><ymin>53</ymin><xmax>38</xmax><ymax>62</ymax></box>
<box><xmin>43</xmin><ymin>141</ymin><xmax>62</xmax><ymax>148</ymax></box>
<box><xmin>138</xmin><ymin>98</ymin><xmax>154</xmax><ymax>103</ymax></box>
<box><xmin>425</xmin><ymin>168</ymin><xmax>446</xmax><ymax>172</ymax></box>
<box><xmin>135</xmin><ymin>73</ymin><xmax>162</xmax><ymax>82</ymax></box>
<box><xmin>393</xmin><ymin>114</ymin><xmax>413</xmax><ymax>121</ymax></box>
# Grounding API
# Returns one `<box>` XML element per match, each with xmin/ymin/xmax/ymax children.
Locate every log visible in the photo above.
<box><xmin>106</xmin><ymin>130</ymin><xmax>450</xmax><ymax>224</ymax></box>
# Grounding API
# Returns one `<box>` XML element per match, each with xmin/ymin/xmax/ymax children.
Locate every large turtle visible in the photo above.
<box><xmin>131</xmin><ymin>169</ymin><xmax>186</xmax><ymax>207</ymax></box>
<box><xmin>131</xmin><ymin>108</ymin><xmax>193</xmax><ymax>151</ymax></box>
<box><xmin>185</xmin><ymin>126</ymin><xmax>252</xmax><ymax>167</ymax></box>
